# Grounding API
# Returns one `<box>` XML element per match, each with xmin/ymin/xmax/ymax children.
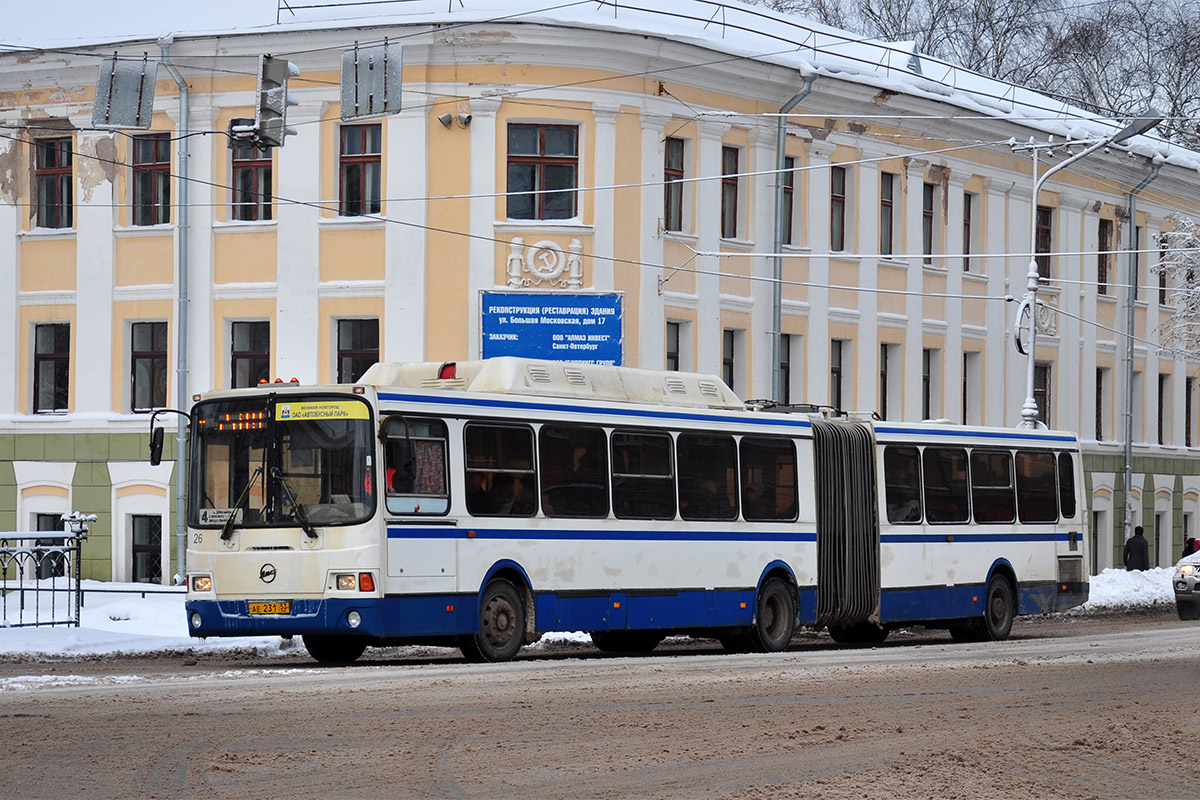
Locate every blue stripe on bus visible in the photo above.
<box><xmin>873</xmin><ymin>425</ymin><xmax>1077</xmax><ymax>444</ymax></box>
<box><xmin>880</xmin><ymin>531</ymin><xmax>1072</xmax><ymax>543</ymax></box>
<box><xmin>376</xmin><ymin>391</ymin><xmax>813</xmax><ymax>430</ymax></box>
<box><xmin>387</xmin><ymin>526</ymin><xmax>819</xmax><ymax>543</ymax></box>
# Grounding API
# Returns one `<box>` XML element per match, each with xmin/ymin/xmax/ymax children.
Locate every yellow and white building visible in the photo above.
<box><xmin>1</xmin><ymin>0</ymin><xmax>1199</xmax><ymax>582</ymax></box>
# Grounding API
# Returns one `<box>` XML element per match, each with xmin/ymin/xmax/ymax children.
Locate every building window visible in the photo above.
<box><xmin>880</xmin><ymin>172</ymin><xmax>894</xmax><ymax>257</ymax></box>
<box><xmin>131</xmin><ymin>514</ymin><xmax>162</xmax><ymax>584</ymax></box>
<box><xmin>35</xmin><ymin>514</ymin><xmax>66</xmax><ymax>580</ymax></box>
<box><xmin>720</xmin><ymin>146</ymin><xmax>739</xmax><ymax>239</ymax></box>
<box><xmin>1159</xmin><ymin>373</ymin><xmax>1171</xmax><ymax>445</ymax></box>
<box><xmin>132</xmin><ymin>134</ymin><xmax>170</xmax><ymax>226</ymax></box>
<box><xmin>879</xmin><ymin>343</ymin><xmax>892</xmax><ymax>420</ymax></box>
<box><xmin>230</xmin><ymin>321</ymin><xmax>270</xmax><ymax>389</ymax></box>
<box><xmin>507</xmin><ymin>123</ymin><xmax>577</xmax><ymax>220</ymax></box>
<box><xmin>1133</xmin><ymin>226</ymin><xmax>1143</xmax><ymax>301</ymax></box>
<box><xmin>830</xmin><ymin>166</ymin><xmax>846</xmax><ymax>251</ymax></box>
<box><xmin>963</xmin><ymin>191</ymin><xmax>976</xmax><ymax>271</ymax></box>
<box><xmin>339</xmin><ymin>124</ymin><xmax>382</xmax><ymax>216</ymax></box>
<box><xmin>231</xmin><ymin>142</ymin><xmax>272</xmax><ymax>221</ymax></box>
<box><xmin>1159</xmin><ymin>244</ymin><xmax>1169</xmax><ymax>306</ymax></box>
<box><xmin>1034</xmin><ymin>362</ymin><xmax>1052</xmax><ymax>427</ymax></box>
<box><xmin>922</xmin><ymin>348</ymin><xmax>933</xmax><ymax>420</ymax></box>
<box><xmin>962</xmin><ymin>351</ymin><xmax>981</xmax><ymax>425</ymax></box>
<box><xmin>33</xmin><ymin>323</ymin><xmax>69</xmax><ymax>414</ymax></box>
<box><xmin>922</xmin><ymin>182</ymin><xmax>936</xmax><ymax>265</ymax></box>
<box><xmin>664</xmin><ymin>136</ymin><xmax>685</xmax><ymax>232</ymax></box>
<box><xmin>131</xmin><ymin>321</ymin><xmax>168</xmax><ymax>412</ymax></box>
<box><xmin>779</xmin><ymin>334</ymin><xmax>792</xmax><ymax>405</ymax></box>
<box><xmin>1096</xmin><ymin>367</ymin><xmax>1106</xmax><ymax>441</ymax></box>
<box><xmin>1035</xmin><ymin>205</ymin><xmax>1053</xmax><ymax>281</ymax></box>
<box><xmin>781</xmin><ymin>156</ymin><xmax>795</xmax><ymax>245</ymax></box>
<box><xmin>1187</xmin><ymin>376</ymin><xmax>1195</xmax><ymax>447</ymax></box>
<box><xmin>830</xmin><ymin>339</ymin><xmax>843</xmax><ymax>409</ymax></box>
<box><xmin>1098</xmin><ymin>218</ymin><xmax>1113</xmax><ymax>295</ymax></box>
<box><xmin>336</xmin><ymin>318</ymin><xmax>379</xmax><ymax>383</ymax></box>
<box><xmin>666</xmin><ymin>321</ymin><xmax>680</xmax><ymax>372</ymax></box>
<box><xmin>722</xmin><ymin>329</ymin><xmax>736</xmax><ymax>392</ymax></box>
<box><xmin>33</xmin><ymin>137</ymin><xmax>72</xmax><ymax>229</ymax></box>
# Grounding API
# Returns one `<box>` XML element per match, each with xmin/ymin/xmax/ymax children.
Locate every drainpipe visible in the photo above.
<box><xmin>771</xmin><ymin>72</ymin><xmax>817</xmax><ymax>403</ymax></box>
<box><xmin>1122</xmin><ymin>160</ymin><xmax>1162</xmax><ymax>551</ymax></box>
<box><xmin>158</xmin><ymin>35</ymin><xmax>189</xmax><ymax>585</ymax></box>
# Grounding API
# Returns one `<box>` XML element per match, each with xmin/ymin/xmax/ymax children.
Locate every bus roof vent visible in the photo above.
<box><xmin>697</xmin><ymin>379</ymin><xmax>721</xmax><ymax>398</ymax></box>
<box><xmin>563</xmin><ymin>367</ymin><xmax>589</xmax><ymax>386</ymax></box>
<box><xmin>527</xmin><ymin>364</ymin><xmax>553</xmax><ymax>384</ymax></box>
<box><xmin>664</xmin><ymin>376</ymin><xmax>687</xmax><ymax>395</ymax></box>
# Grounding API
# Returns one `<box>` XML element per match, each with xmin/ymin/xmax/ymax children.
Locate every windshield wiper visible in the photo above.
<box><xmin>220</xmin><ymin>466</ymin><xmax>263</xmax><ymax>541</ymax></box>
<box><xmin>273</xmin><ymin>466</ymin><xmax>319</xmax><ymax>539</ymax></box>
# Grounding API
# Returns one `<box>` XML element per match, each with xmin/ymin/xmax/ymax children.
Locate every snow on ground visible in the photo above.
<box><xmin>0</xmin><ymin>568</ymin><xmax>1180</xmax><ymax>660</ymax></box>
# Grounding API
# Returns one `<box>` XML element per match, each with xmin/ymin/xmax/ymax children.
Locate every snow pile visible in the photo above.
<box><xmin>0</xmin><ymin>567</ymin><xmax>1180</xmax><ymax>658</ymax></box>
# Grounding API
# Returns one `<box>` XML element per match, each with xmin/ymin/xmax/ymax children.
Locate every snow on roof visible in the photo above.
<box><xmin>5</xmin><ymin>0</ymin><xmax>1194</xmax><ymax>172</ymax></box>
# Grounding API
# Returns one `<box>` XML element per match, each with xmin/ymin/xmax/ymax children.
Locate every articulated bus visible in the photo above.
<box><xmin>175</xmin><ymin>357</ymin><xmax>1087</xmax><ymax>663</ymax></box>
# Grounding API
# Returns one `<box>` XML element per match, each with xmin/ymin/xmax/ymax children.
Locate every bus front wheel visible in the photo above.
<box><xmin>461</xmin><ymin>578</ymin><xmax>526</xmax><ymax>663</ymax></box>
<box><xmin>982</xmin><ymin>574</ymin><xmax>1016</xmax><ymax>640</ymax></box>
<box><xmin>302</xmin><ymin>634</ymin><xmax>366</xmax><ymax>664</ymax></box>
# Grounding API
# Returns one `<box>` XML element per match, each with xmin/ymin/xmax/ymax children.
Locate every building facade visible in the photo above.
<box><xmin>1</xmin><ymin>2</ymin><xmax>1199</xmax><ymax>583</ymax></box>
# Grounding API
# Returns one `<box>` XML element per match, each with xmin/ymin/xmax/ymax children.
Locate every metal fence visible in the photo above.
<box><xmin>0</xmin><ymin>512</ymin><xmax>95</xmax><ymax>628</ymax></box>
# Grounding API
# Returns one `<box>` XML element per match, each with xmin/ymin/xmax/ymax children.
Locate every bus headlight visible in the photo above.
<box><xmin>347</xmin><ymin>610</ymin><xmax>362</xmax><ymax>628</ymax></box>
<box><xmin>336</xmin><ymin>574</ymin><xmax>357</xmax><ymax>591</ymax></box>
<box><xmin>191</xmin><ymin>575</ymin><xmax>212</xmax><ymax>593</ymax></box>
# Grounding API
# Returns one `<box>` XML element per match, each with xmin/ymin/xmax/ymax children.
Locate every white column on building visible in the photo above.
<box><xmin>274</xmin><ymin>107</ymin><xmax>323</xmax><ymax>382</ymax></box>
<box><xmin>1080</xmin><ymin>193</ymin><xmax>1102</xmax><ymax>441</ymax></box>
<box><xmin>748</xmin><ymin>121</ymin><xmax>776</xmax><ymax>400</ymax></box>
<box><xmin>185</xmin><ymin>108</ymin><xmax>218</xmax><ymax>397</ymax></box>
<box><xmin>903</xmin><ymin>158</ymin><xmax>928</xmax><ymax>420</ymax></box>
<box><xmin>804</xmin><ymin>139</ymin><xmax>834</xmax><ymax>406</ymax></box>
<box><xmin>591</xmin><ymin>103</ymin><xmax>619</xmax><ymax>293</ymax></box>
<box><xmin>854</xmin><ymin>146</ymin><xmax>880</xmax><ymax>416</ymax></box>
<box><xmin>385</xmin><ymin>97</ymin><xmax>429</xmax><ymax>362</ymax></box>
<box><xmin>0</xmin><ymin>134</ymin><xmax>18</xmax><ymax>413</ymax></box>
<box><xmin>638</xmin><ymin>110</ymin><xmax>670</xmax><ymax>369</ymax></box>
<box><xmin>943</xmin><ymin>172</ymin><xmax>967</xmax><ymax>424</ymax></box>
<box><xmin>981</xmin><ymin>176</ymin><xmax>1011</xmax><ymax>427</ymax></box>
<box><xmin>467</xmin><ymin>96</ymin><xmax>503</xmax><ymax>360</ymax></box>
<box><xmin>71</xmin><ymin>126</ymin><xmax>116</xmax><ymax>413</ymax></box>
<box><xmin>1143</xmin><ymin>214</ymin><xmax>1162</xmax><ymax>445</ymax></box>
<box><xmin>1056</xmin><ymin>191</ymin><xmax>1086</xmax><ymax>433</ymax></box>
<box><xmin>695</xmin><ymin>120</ymin><xmax>731</xmax><ymax>376</ymax></box>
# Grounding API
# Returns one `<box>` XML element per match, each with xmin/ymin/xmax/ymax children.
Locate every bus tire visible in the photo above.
<box><xmin>982</xmin><ymin>574</ymin><xmax>1016</xmax><ymax>641</ymax></box>
<box><xmin>590</xmin><ymin>630</ymin><xmax>665</xmax><ymax>654</ymax></box>
<box><xmin>746</xmin><ymin>577</ymin><xmax>796</xmax><ymax>652</ymax></box>
<box><xmin>302</xmin><ymin>634</ymin><xmax>366</xmax><ymax>664</ymax></box>
<box><xmin>460</xmin><ymin>578</ymin><xmax>526</xmax><ymax>663</ymax></box>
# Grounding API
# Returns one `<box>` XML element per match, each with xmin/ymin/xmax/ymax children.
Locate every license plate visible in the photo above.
<box><xmin>248</xmin><ymin>601</ymin><xmax>291</xmax><ymax>615</ymax></box>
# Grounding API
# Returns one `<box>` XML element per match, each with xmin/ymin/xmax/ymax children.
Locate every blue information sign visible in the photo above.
<box><xmin>481</xmin><ymin>292</ymin><xmax>624</xmax><ymax>366</ymax></box>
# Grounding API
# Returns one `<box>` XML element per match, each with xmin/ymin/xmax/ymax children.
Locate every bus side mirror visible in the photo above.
<box><xmin>149</xmin><ymin>426</ymin><xmax>164</xmax><ymax>466</ymax></box>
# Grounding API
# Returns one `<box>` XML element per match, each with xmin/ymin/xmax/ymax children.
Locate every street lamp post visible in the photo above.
<box><xmin>1012</xmin><ymin>112</ymin><xmax>1163</xmax><ymax>429</ymax></box>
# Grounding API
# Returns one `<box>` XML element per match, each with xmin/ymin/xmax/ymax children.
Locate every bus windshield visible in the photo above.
<box><xmin>190</xmin><ymin>395</ymin><xmax>375</xmax><ymax>529</ymax></box>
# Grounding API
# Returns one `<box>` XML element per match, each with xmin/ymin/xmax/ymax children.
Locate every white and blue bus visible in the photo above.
<box><xmin>175</xmin><ymin>357</ymin><xmax>1087</xmax><ymax>662</ymax></box>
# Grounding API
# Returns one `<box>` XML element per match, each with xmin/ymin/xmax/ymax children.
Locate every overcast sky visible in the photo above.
<box><xmin>3</xmin><ymin>0</ymin><xmax>281</xmax><ymax>48</ymax></box>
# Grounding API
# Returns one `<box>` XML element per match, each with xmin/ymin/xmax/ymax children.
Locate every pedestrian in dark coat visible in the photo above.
<box><xmin>1124</xmin><ymin>525</ymin><xmax>1150</xmax><ymax>571</ymax></box>
<box><xmin>1183</xmin><ymin>537</ymin><xmax>1198</xmax><ymax>559</ymax></box>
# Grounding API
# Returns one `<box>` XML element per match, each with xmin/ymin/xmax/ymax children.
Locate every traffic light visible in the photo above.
<box><xmin>256</xmin><ymin>55</ymin><xmax>299</xmax><ymax>148</ymax></box>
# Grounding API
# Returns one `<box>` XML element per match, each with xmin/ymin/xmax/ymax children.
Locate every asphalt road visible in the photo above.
<box><xmin>0</xmin><ymin>608</ymin><xmax>1195</xmax><ymax>800</ymax></box>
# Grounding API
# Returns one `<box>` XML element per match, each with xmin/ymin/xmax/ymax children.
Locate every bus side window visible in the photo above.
<box><xmin>611</xmin><ymin>431</ymin><xmax>676</xmax><ymax>520</ymax></box>
<box><xmin>677</xmin><ymin>433</ymin><xmax>737</xmax><ymax>521</ymax></box>
<box><xmin>923</xmin><ymin>447</ymin><xmax>969</xmax><ymax>524</ymax></box>
<box><xmin>540</xmin><ymin>424</ymin><xmax>609</xmax><ymax>518</ymax></box>
<box><xmin>739</xmin><ymin>436</ymin><xmax>798</xmax><ymax>522</ymax></box>
<box><xmin>381</xmin><ymin>416</ymin><xmax>450</xmax><ymax>515</ymax></box>
<box><xmin>970</xmin><ymin>449</ymin><xmax>1015</xmax><ymax>524</ymax></box>
<box><xmin>883</xmin><ymin>445</ymin><xmax>922</xmax><ymax>523</ymax></box>
<box><xmin>464</xmin><ymin>423</ymin><xmax>536</xmax><ymax>517</ymax></box>
<box><xmin>1015</xmin><ymin>450</ymin><xmax>1058</xmax><ymax>523</ymax></box>
<box><xmin>1057</xmin><ymin>452</ymin><xmax>1077</xmax><ymax>519</ymax></box>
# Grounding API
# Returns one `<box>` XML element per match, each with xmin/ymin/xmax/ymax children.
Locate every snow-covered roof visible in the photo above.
<box><xmin>5</xmin><ymin>0</ymin><xmax>1194</xmax><ymax>172</ymax></box>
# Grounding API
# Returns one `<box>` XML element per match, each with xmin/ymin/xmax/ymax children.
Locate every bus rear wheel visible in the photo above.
<box><xmin>746</xmin><ymin>577</ymin><xmax>796</xmax><ymax>652</ymax></box>
<box><xmin>302</xmin><ymin>634</ymin><xmax>366</xmax><ymax>664</ymax></box>
<box><xmin>982</xmin><ymin>574</ymin><xmax>1015</xmax><ymax>640</ymax></box>
<box><xmin>460</xmin><ymin>578</ymin><xmax>526</xmax><ymax>663</ymax></box>
<box><xmin>590</xmin><ymin>630</ymin><xmax>665</xmax><ymax>654</ymax></box>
